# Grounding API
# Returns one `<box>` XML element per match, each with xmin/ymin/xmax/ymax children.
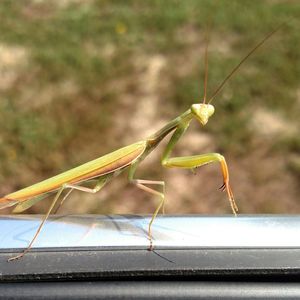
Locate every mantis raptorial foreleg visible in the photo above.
<box><xmin>161</xmin><ymin>124</ymin><xmax>238</xmax><ymax>215</ymax></box>
<box><xmin>8</xmin><ymin>176</ymin><xmax>111</xmax><ymax>261</ymax></box>
<box><xmin>163</xmin><ymin>152</ymin><xmax>238</xmax><ymax>215</ymax></box>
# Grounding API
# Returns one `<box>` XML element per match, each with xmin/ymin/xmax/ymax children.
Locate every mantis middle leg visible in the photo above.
<box><xmin>128</xmin><ymin>163</ymin><xmax>165</xmax><ymax>250</ymax></box>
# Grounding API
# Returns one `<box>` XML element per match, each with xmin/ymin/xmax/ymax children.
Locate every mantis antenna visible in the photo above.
<box><xmin>202</xmin><ymin>27</ymin><xmax>209</xmax><ymax>104</ymax></box>
<box><xmin>208</xmin><ymin>22</ymin><xmax>287</xmax><ymax>104</ymax></box>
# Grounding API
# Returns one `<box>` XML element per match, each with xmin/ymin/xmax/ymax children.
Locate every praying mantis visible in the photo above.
<box><xmin>0</xmin><ymin>24</ymin><xmax>284</xmax><ymax>261</ymax></box>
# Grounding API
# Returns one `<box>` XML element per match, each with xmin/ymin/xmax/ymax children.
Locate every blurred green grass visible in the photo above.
<box><xmin>0</xmin><ymin>0</ymin><xmax>299</xmax><ymax>215</ymax></box>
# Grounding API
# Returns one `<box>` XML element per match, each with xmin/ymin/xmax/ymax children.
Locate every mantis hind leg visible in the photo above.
<box><xmin>162</xmin><ymin>152</ymin><xmax>238</xmax><ymax>215</ymax></box>
<box><xmin>53</xmin><ymin>176</ymin><xmax>111</xmax><ymax>214</ymax></box>
<box><xmin>129</xmin><ymin>164</ymin><xmax>165</xmax><ymax>250</ymax></box>
<box><xmin>8</xmin><ymin>185</ymin><xmax>66</xmax><ymax>261</ymax></box>
<box><xmin>8</xmin><ymin>176</ymin><xmax>111</xmax><ymax>261</ymax></box>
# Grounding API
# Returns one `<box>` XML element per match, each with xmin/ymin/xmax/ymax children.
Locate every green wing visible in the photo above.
<box><xmin>12</xmin><ymin>193</ymin><xmax>51</xmax><ymax>213</ymax></box>
<box><xmin>5</xmin><ymin>141</ymin><xmax>146</xmax><ymax>201</ymax></box>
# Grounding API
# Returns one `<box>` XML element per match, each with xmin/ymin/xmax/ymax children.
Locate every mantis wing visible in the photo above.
<box><xmin>2</xmin><ymin>141</ymin><xmax>146</xmax><ymax>202</ymax></box>
<box><xmin>0</xmin><ymin>198</ymin><xmax>18</xmax><ymax>210</ymax></box>
<box><xmin>12</xmin><ymin>193</ymin><xmax>51</xmax><ymax>213</ymax></box>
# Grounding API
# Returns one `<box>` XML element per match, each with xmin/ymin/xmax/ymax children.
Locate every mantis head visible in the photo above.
<box><xmin>191</xmin><ymin>103</ymin><xmax>215</xmax><ymax>126</ymax></box>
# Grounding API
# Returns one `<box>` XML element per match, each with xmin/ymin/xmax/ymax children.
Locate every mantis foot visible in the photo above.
<box><xmin>7</xmin><ymin>252</ymin><xmax>26</xmax><ymax>262</ymax></box>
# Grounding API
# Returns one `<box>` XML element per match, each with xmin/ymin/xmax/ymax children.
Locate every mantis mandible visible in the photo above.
<box><xmin>0</xmin><ymin>24</ymin><xmax>283</xmax><ymax>261</ymax></box>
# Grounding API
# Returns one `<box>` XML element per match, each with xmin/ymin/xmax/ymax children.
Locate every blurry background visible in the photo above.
<box><xmin>0</xmin><ymin>0</ymin><xmax>299</xmax><ymax>216</ymax></box>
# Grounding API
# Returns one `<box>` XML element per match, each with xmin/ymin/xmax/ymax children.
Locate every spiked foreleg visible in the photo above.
<box><xmin>161</xmin><ymin>124</ymin><xmax>238</xmax><ymax>215</ymax></box>
<box><xmin>162</xmin><ymin>153</ymin><xmax>238</xmax><ymax>215</ymax></box>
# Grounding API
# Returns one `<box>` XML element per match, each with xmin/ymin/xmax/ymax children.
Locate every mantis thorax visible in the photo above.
<box><xmin>191</xmin><ymin>103</ymin><xmax>215</xmax><ymax>126</ymax></box>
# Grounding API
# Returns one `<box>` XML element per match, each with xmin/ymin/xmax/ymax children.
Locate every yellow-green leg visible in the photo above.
<box><xmin>8</xmin><ymin>176</ymin><xmax>111</xmax><ymax>261</ymax></box>
<box><xmin>161</xmin><ymin>124</ymin><xmax>238</xmax><ymax>215</ymax></box>
<box><xmin>162</xmin><ymin>152</ymin><xmax>238</xmax><ymax>215</ymax></box>
<box><xmin>53</xmin><ymin>176</ymin><xmax>111</xmax><ymax>214</ymax></box>
<box><xmin>129</xmin><ymin>164</ymin><xmax>165</xmax><ymax>250</ymax></box>
<box><xmin>8</xmin><ymin>185</ymin><xmax>66</xmax><ymax>261</ymax></box>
